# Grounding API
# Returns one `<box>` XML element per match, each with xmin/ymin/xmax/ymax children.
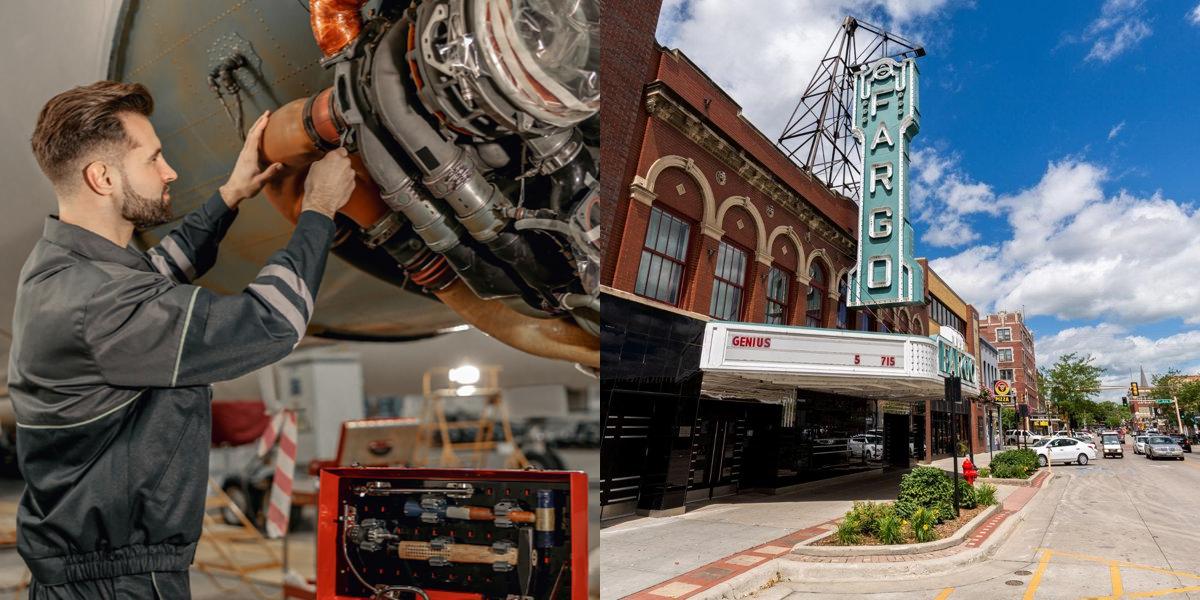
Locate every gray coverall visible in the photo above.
<box><xmin>7</xmin><ymin>192</ymin><xmax>335</xmax><ymax>598</ymax></box>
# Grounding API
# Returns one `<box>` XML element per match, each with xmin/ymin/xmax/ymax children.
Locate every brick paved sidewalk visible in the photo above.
<box><xmin>625</xmin><ymin>470</ymin><xmax>1050</xmax><ymax>599</ymax></box>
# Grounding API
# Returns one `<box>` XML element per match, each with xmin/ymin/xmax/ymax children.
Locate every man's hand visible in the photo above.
<box><xmin>219</xmin><ymin>111</ymin><xmax>285</xmax><ymax>209</ymax></box>
<box><xmin>302</xmin><ymin>147</ymin><xmax>355</xmax><ymax>219</ymax></box>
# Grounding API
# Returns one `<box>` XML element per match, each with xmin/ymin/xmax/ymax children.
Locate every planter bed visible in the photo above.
<box><xmin>795</xmin><ymin>504</ymin><xmax>1001</xmax><ymax>557</ymax></box>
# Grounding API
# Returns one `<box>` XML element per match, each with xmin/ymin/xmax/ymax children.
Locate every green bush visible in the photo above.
<box><xmin>976</xmin><ymin>483</ymin><xmax>998</xmax><ymax>506</ymax></box>
<box><xmin>895</xmin><ymin>466</ymin><xmax>955</xmax><ymax>523</ymax></box>
<box><xmin>909</xmin><ymin>506</ymin><xmax>938</xmax><ymax>543</ymax></box>
<box><xmin>846</xmin><ymin>501</ymin><xmax>892</xmax><ymax>535</ymax></box>
<box><xmin>989</xmin><ymin>449</ymin><xmax>1039</xmax><ymax>479</ymax></box>
<box><xmin>955</xmin><ymin>479</ymin><xmax>977</xmax><ymax>509</ymax></box>
<box><xmin>877</xmin><ymin>513</ymin><xmax>903</xmax><ymax>545</ymax></box>
<box><xmin>977</xmin><ymin>466</ymin><xmax>991</xmax><ymax>478</ymax></box>
<box><xmin>834</xmin><ymin>516</ymin><xmax>861</xmax><ymax>545</ymax></box>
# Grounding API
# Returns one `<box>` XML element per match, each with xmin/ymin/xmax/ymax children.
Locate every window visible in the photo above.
<box><xmin>709</xmin><ymin>240</ymin><xmax>747</xmax><ymax>320</ymax></box>
<box><xmin>999</xmin><ymin>369</ymin><xmax>1014</xmax><ymax>381</ymax></box>
<box><xmin>929</xmin><ymin>297</ymin><xmax>965</xmax><ymax>334</ymax></box>
<box><xmin>806</xmin><ymin>263</ymin><xmax>827</xmax><ymax>327</ymax></box>
<box><xmin>996</xmin><ymin>327</ymin><xmax>1012</xmax><ymax>342</ymax></box>
<box><xmin>836</xmin><ymin>275</ymin><xmax>849</xmax><ymax>329</ymax></box>
<box><xmin>998</xmin><ymin>348</ymin><xmax>1014</xmax><ymax>362</ymax></box>
<box><xmin>635</xmin><ymin>207</ymin><xmax>691</xmax><ymax>305</ymax></box>
<box><xmin>765</xmin><ymin>266</ymin><xmax>791</xmax><ymax>324</ymax></box>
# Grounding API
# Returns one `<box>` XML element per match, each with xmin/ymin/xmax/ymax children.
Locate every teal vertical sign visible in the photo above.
<box><xmin>847</xmin><ymin>57</ymin><xmax>924</xmax><ymax>308</ymax></box>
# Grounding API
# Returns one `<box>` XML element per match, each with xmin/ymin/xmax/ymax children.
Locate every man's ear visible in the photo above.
<box><xmin>82</xmin><ymin>159</ymin><xmax>116</xmax><ymax>196</ymax></box>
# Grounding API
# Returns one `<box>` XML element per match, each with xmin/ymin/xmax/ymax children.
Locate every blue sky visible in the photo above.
<box><xmin>657</xmin><ymin>0</ymin><xmax>1200</xmax><ymax>399</ymax></box>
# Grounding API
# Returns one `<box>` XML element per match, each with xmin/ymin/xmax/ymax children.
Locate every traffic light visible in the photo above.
<box><xmin>1122</xmin><ymin>396</ymin><xmax>1128</xmax><ymax>406</ymax></box>
<box><xmin>1131</xmin><ymin>382</ymin><xmax>1139</xmax><ymax>397</ymax></box>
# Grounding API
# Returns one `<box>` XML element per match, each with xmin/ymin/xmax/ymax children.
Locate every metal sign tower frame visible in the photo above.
<box><xmin>776</xmin><ymin>16</ymin><xmax>924</xmax><ymax>198</ymax></box>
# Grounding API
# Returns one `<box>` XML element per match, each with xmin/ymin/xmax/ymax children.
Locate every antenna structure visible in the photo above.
<box><xmin>776</xmin><ymin>16</ymin><xmax>924</xmax><ymax>199</ymax></box>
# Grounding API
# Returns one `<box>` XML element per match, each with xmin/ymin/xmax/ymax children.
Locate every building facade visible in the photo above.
<box><xmin>919</xmin><ymin>260</ymin><xmax>986</xmax><ymax>459</ymax></box>
<box><xmin>978</xmin><ymin>311</ymin><xmax>1040</xmax><ymax>415</ymax></box>
<box><xmin>600</xmin><ymin>38</ymin><xmax>983</xmax><ymax>520</ymax></box>
<box><xmin>979</xmin><ymin>338</ymin><xmax>1001</xmax><ymax>449</ymax></box>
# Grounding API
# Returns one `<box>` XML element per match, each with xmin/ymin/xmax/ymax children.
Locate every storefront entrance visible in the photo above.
<box><xmin>685</xmin><ymin>402</ymin><xmax>746</xmax><ymax>503</ymax></box>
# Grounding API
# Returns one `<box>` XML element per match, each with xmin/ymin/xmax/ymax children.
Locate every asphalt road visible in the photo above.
<box><xmin>761</xmin><ymin>438</ymin><xmax>1200</xmax><ymax>599</ymax></box>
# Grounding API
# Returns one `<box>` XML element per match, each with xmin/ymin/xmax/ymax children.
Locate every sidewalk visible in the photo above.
<box><xmin>600</xmin><ymin>469</ymin><xmax>907</xmax><ymax>599</ymax></box>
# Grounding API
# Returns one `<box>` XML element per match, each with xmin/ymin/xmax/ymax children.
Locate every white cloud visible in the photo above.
<box><xmin>1036</xmin><ymin>324</ymin><xmax>1200</xmax><ymax>401</ymax></box>
<box><xmin>928</xmin><ymin>158</ymin><xmax>1200</xmax><ymax>327</ymax></box>
<box><xmin>1107</xmin><ymin>121</ymin><xmax>1125</xmax><ymax>140</ymax></box>
<box><xmin>909</xmin><ymin>147</ymin><xmax>997</xmax><ymax>247</ymax></box>
<box><xmin>1189</xmin><ymin>3</ymin><xmax>1200</xmax><ymax>25</ymax></box>
<box><xmin>656</xmin><ymin>0</ymin><xmax>954</xmax><ymax>145</ymax></box>
<box><xmin>1077</xmin><ymin>0</ymin><xmax>1152</xmax><ymax>63</ymax></box>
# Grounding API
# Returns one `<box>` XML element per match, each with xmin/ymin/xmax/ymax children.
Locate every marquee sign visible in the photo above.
<box><xmin>846</xmin><ymin>57</ymin><xmax>924</xmax><ymax>308</ymax></box>
<box><xmin>936</xmin><ymin>334</ymin><xmax>977</xmax><ymax>387</ymax></box>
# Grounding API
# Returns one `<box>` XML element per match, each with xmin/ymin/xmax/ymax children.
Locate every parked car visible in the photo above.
<box><xmin>1169</xmin><ymin>434</ymin><xmax>1192</xmax><ymax>453</ymax></box>
<box><xmin>1035</xmin><ymin>437</ymin><xmax>1097</xmax><ymax>466</ymax></box>
<box><xmin>1005</xmin><ymin>429</ymin><xmax>1041</xmax><ymax>445</ymax></box>
<box><xmin>1072</xmin><ymin>433</ymin><xmax>1095</xmax><ymax>444</ymax></box>
<box><xmin>1100</xmin><ymin>431</ymin><xmax>1123</xmax><ymax>458</ymax></box>
<box><xmin>1134</xmin><ymin>435</ymin><xmax>1149</xmax><ymax>455</ymax></box>
<box><xmin>848</xmin><ymin>434</ymin><xmax>883</xmax><ymax>459</ymax></box>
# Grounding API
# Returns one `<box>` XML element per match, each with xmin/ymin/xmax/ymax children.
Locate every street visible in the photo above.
<box><xmin>757</xmin><ymin>437</ymin><xmax>1200</xmax><ymax>599</ymax></box>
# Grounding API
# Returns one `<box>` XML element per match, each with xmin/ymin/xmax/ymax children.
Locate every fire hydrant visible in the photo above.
<box><xmin>963</xmin><ymin>457</ymin><xmax>978</xmax><ymax>485</ymax></box>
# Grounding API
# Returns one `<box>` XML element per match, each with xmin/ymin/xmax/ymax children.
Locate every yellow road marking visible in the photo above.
<box><xmin>1110</xmin><ymin>560</ymin><xmax>1123</xmax><ymax>598</ymax></box>
<box><xmin>1023</xmin><ymin>549</ymin><xmax>1053</xmax><ymax>600</ymax></box>
<box><xmin>1040</xmin><ymin>548</ymin><xmax>1200</xmax><ymax>581</ymax></box>
<box><xmin>933</xmin><ymin>588</ymin><xmax>954</xmax><ymax>600</ymax></box>
<box><xmin>1127</xmin><ymin>584</ymin><xmax>1200</xmax><ymax>598</ymax></box>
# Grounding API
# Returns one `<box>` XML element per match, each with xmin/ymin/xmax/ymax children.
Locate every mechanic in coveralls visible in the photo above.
<box><xmin>9</xmin><ymin>81</ymin><xmax>354</xmax><ymax>598</ymax></box>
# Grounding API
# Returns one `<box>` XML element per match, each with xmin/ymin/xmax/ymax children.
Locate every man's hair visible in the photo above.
<box><xmin>30</xmin><ymin>81</ymin><xmax>154</xmax><ymax>188</ymax></box>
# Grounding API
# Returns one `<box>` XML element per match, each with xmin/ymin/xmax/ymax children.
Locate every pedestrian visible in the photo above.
<box><xmin>9</xmin><ymin>81</ymin><xmax>355</xmax><ymax>598</ymax></box>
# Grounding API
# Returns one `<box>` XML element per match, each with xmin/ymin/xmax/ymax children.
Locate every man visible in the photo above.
<box><xmin>10</xmin><ymin>81</ymin><xmax>354</xmax><ymax>597</ymax></box>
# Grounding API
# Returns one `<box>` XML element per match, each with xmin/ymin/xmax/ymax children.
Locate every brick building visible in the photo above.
<box><xmin>978</xmin><ymin>311</ymin><xmax>1040</xmax><ymax>414</ymax></box>
<box><xmin>599</xmin><ymin>2</ymin><xmax>986</xmax><ymax>521</ymax></box>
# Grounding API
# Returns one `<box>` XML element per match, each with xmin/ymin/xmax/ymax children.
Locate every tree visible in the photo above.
<box><xmin>1039</xmin><ymin>353</ymin><xmax>1105</xmax><ymax>429</ymax></box>
<box><xmin>1001</xmin><ymin>407</ymin><xmax>1017</xmax><ymax>431</ymax></box>
<box><xmin>1151</xmin><ymin>369</ymin><xmax>1200</xmax><ymax>431</ymax></box>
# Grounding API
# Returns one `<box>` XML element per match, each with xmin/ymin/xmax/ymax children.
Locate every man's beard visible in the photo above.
<box><xmin>117</xmin><ymin>169</ymin><xmax>172</xmax><ymax>229</ymax></box>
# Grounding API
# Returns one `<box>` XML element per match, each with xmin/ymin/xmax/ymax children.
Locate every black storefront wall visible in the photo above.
<box><xmin>601</xmin><ymin>293</ymin><xmax>708</xmax><ymax>518</ymax></box>
<box><xmin>929</xmin><ymin>395</ymin><xmax>973</xmax><ymax>457</ymax></box>
<box><xmin>602</xmin><ymin>291</ymin><xmax>919</xmax><ymax>518</ymax></box>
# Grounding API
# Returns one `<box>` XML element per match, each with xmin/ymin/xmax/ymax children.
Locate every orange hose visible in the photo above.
<box><xmin>260</xmin><ymin>94</ymin><xmax>388</xmax><ymax>228</ymax></box>
<box><xmin>310</xmin><ymin>0</ymin><xmax>366</xmax><ymax>57</ymax></box>
<box><xmin>434</xmin><ymin>280</ymin><xmax>601</xmax><ymax>368</ymax></box>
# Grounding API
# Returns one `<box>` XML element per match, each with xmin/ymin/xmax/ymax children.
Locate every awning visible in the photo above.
<box><xmin>699</xmin><ymin>322</ymin><xmax>980</xmax><ymax>402</ymax></box>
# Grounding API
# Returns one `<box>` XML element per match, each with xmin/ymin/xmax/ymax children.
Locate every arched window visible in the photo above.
<box><xmin>709</xmin><ymin>240</ymin><xmax>748</xmax><ymax>320</ymax></box>
<box><xmin>634</xmin><ymin>206</ymin><xmax>691</xmax><ymax>305</ymax></box>
<box><xmin>836</xmin><ymin>274</ymin><xmax>850</xmax><ymax>329</ymax></box>
<box><xmin>765</xmin><ymin>266</ymin><xmax>791</xmax><ymax>324</ymax></box>
<box><xmin>806</xmin><ymin>262</ymin><xmax>827</xmax><ymax>327</ymax></box>
<box><xmin>911</xmin><ymin>316</ymin><xmax>923</xmax><ymax>335</ymax></box>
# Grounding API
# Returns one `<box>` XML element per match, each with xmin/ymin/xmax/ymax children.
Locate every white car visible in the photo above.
<box><xmin>1035</xmin><ymin>437</ymin><xmax>1097</xmax><ymax>466</ymax></box>
<box><xmin>1134</xmin><ymin>435</ymin><xmax>1149</xmax><ymax>455</ymax></box>
<box><xmin>1005</xmin><ymin>429</ymin><xmax>1041</xmax><ymax>445</ymax></box>
<box><xmin>848</xmin><ymin>434</ymin><xmax>883</xmax><ymax>459</ymax></box>
<box><xmin>1100</xmin><ymin>431</ymin><xmax>1123</xmax><ymax>458</ymax></box>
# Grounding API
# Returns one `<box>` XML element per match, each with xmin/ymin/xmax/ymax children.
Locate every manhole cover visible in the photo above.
<box><xmin>1006</xmin><ymin>580</ymin><xmax>1025</xmax><ymax>586</ymax></box>
<box><xmin>1014</xmin><ymin>570</ymin><xmax>1033</xmax><ymax>576</ymax></box>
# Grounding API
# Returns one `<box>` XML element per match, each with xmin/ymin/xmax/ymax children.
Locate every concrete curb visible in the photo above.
<box><xmin>976</xmin><ymin>471</ymin><xmax>1043</xmax><ymax>487</ymax></box>
<box><xmin>792</xmin><ymin>504</ymin><xmax>1001</xmax><ymax>556</ymax></box>
<box><xmin>687</xmin><ymin>472</ymin><xmax>1059</xmax><ymax>599</ymax></box>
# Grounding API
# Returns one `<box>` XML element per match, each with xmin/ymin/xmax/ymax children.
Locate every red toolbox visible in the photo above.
<box><xmin>318</xmin><ymin>468</ymin><xmax>588</xmax><ymax>599</ymax></box>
